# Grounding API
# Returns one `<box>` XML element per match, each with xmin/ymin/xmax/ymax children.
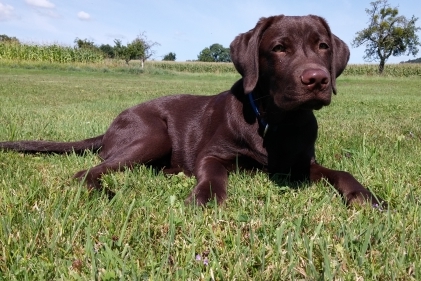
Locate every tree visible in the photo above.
<box><xmin>197</xmin><ymin>43</ymin><xmax>231</xmax><ymax>62</ymax></box>
<box><xmin>197</xmin><ymin>47</ymin><xmax>214</xmax><ymax>62</ymax></box>
<box><xmin>127</xmin><ymin>37</ymin><xmax>146</xmax><ymax>64</ymax></box>
<box><xmin>135</xmin><ymin>32</ymin><xmax>160</xmax><ymax>68</ymax></box>
<box><xmin>352</xmin><ymin>0</ymin><xmax>421</xmax><ymax>73</ymax></box>
<box><xmin>163</xmin><ymin>52</ymin><xmax>176</xmax><ymax>61</ymax></box>
<box><xmin>113</xmin><ymin>38</ymin><xmax>144</xmax><ymax>65</ymax></box>
<box><xmin>0</xmin><ymin>34</ymin><xmax>20</xmax><ymax>43</ymax></box>
<box><xmin>113</xmin><ymin>39</ymin><xmax>131</xmax><ymax>64</ymax></box>
<box><xmin>74</xmin><ymin>37</ymin><xmax>96</xmax><ymax>49</ymax></box>
<box><xmin>106</xmin><ymin>33</ymin><xmax>159</xmax><ymax>66</ymax></box>
<box><xmin>113</xmin><ymin>33</ymin><xmax>160</xmax><ymax>67</ymax></box>
<box><xmin>99</xmin><ymin>44</ymin><xmax>114</xmax><ymax>58</ymax></box>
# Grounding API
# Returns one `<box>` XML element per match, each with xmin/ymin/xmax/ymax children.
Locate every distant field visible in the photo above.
<box><xmin>1</xmin><ymin>49</ymin><xmax>421</xmax><ymax>76</ymax></box>
<box><xmin>145</xmin><ymin>61</ymin><xmax>421</xmax><ymax>77</ymax></box>
<box><xmin>0</xmin><ymin>64</ymin><xmax>420</xmax><ymax>280</ymax></box>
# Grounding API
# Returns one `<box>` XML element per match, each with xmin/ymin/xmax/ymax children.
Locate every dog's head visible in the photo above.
<box><xmin>230</xmin><ymin>15</ymin><xmax>349</xmax><ymax>111</ymax></box>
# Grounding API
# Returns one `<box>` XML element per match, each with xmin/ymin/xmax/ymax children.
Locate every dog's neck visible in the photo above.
<box><xmin>231</xmin><ymin>79</ymin><xmax>269</xmax><ymax>136</ymax></box>
<box><xmin>248</xmin><ymin>92</ymin><xmax>270</xmax><ymax>137</ymax></box>
<box><xmin>231</xmin><ymin>79</ymin><xmax>314</xmax><ymax>138</ymax></box>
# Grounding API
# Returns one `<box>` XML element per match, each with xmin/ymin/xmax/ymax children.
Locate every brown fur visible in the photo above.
<box><xmin>0</xmin><ymin>15</ymin><xmax>384</xmax><ymax>207</ymax></box>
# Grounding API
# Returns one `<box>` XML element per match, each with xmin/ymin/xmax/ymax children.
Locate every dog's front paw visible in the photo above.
<box><xmin>185</xmin><ymin>187</ymin><xmax>226</xmax><ymax>206</ymax></box>
<box><xmin>346</xmin><ymin>190</ymin><xmax>387</xmax><ymax>210</ymax></box>
<box><xmin>184</xmin><ymin>193</ymin><xmax>208</xmax><ymax>206</ymax></box>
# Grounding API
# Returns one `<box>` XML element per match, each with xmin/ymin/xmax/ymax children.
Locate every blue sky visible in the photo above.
<box><xmin>1</xmin><ymin>0</ymin><xmax>421</xmax><ymax>63</ymax></box>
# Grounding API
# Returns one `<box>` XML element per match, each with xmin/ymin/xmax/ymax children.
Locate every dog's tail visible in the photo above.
<box><xmin>0</xmin><ymin>134</ymin><xmax>104</xmax><ymax>154</ymax></box>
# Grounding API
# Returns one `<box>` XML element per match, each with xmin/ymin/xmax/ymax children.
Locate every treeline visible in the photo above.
<box><xmin>74</xmin><ymin>32</ymin><xmax>160</xmax><ymax>66</ymax></box>
<box><xmin>0</xmin><ymin>33</ymin><xmax>161</xmax><ymax>65</ymax></box>
<box><xmin>1</xmin><ymin>34</ymin><xmax>235</xmax><ymax>64</ymax></box>
<box><xmin>400</xmin><ymin>57</ymin><xmax>421</xmax><ymax>63</ymax></box>
<box><xmin>2</xmin><ymin>34</ymin><xmax>420</xmax><ymax>76</ymax></box>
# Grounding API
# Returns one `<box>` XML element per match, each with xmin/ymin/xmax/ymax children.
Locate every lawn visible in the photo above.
<box><xmin>0</xmin><ymin>65</ymin><xmax>420</xmax><ymax>280</ymax></box>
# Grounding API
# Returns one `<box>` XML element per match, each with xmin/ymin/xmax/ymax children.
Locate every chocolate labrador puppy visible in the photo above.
<box><xmin>0</xmin><ymin>15</ymin><xmax>384</xmax><ymax>207</ymax></box>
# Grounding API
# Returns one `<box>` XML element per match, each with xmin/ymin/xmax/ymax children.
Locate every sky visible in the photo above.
<box><xmin>1</xmin><ymin>0</ymin><xmax>421</xmax><ymax>64</ymax></box>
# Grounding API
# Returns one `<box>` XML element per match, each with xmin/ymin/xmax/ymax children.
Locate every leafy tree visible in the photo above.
<box><xmin>197</xmin><ymin>43</ymin><xmax>231</xmax><ymax>62</ymax></box>
<box><xmin>113</xmin><ymin>33</ymin><xmax>159</xmax><ymax>67</ymax></box>
<box><xmin>163</xmin><ymin>52</ymin><xmax>176</xmax><ymax>61</ymax></box>
<box><xmin>197</xmin><ymin>47</ymin><xmax>214</xmax><ymax>62</ymax></box>
<box><xmin>128</xmin><ymin>37</ymin><xmax>146</xmax><ymax>63</ymax></box>
<box><xmin>113</xmin><ymin>39</ymin><xmax>131</xmax><ymax>64</ymax></box>
<box><xmin>0</xmin><ymin>34</ymin><xmax>19</xmax><ymax>43</ymax></box>
<box><xmin>352</xmin><ymin>0</ymin><xmax>421</xmax><ymax>73</ymax></box>
<box><xmin>99</xmin><ymin>44</ymin><xmax>114</xmax><ymax>58</ymax></box>
<box><xmin>135</xmin><ymin>32</ymin><xmax>160</xmax><ymax>68</ymax></box>
<box><xmin>74</xmin><ymin>37</ymin><xmax>96</xmax><ymax>49</ymax></box>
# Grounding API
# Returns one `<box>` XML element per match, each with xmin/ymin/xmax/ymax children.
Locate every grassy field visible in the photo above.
<box><xmin>0</xmin><ymin>64</ymin><xmax>421</xmax><ymax>280</ymax></box>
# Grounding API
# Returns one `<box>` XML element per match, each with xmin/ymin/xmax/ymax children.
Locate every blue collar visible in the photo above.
<box><xmin>248</xmin><ymin>92</ymin><xmax>269</xmax><ymax>137</ymax></box>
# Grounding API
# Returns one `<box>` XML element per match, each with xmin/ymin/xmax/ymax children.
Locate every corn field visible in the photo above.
<box><xmin>146</xmin><ymin>61</ymin><xmax>237</xmax><ymax>73</ymax></box>
<box><xmin>0</xmin><ymin>42</ymin><xmax>104</xmax><ymax>63</ymax></box>
<box><xmin>146</xmin><ymin>61</ymin><xmax>421</xmax><ymax>77</ymax></box>
<box><xmin>342</xmin><ymin>63</ymin><xmax>421</xmax><ymax>77</ymax></box>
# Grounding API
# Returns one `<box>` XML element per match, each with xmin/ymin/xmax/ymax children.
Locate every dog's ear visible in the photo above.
<box><xmin>330</xmin><ymin>35</ymin><xmax>350</xmax><ymax>94</ymax></box>
<box><xmin>230</xmin><ymin>16</ymin><xmax>281</xmax><ymax>94</ymax></box>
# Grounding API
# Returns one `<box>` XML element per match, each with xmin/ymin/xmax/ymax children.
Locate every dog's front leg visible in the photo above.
<box><xmin>309</xmin><ymin>159</ymin><xmax>385</xmax><ymax>207</ymax></box>
<box><xmin>185</xmin><ymin>156</ymin><xmax>228</xmax><ymax>206</ymax></box>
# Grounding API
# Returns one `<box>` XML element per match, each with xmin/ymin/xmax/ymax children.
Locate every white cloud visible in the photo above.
<box><xmin>77</xmin><ymin>11</ymin><xmax>91</xmax><ymax>21</ymax></box>
<box><xmin>25</xmin><ymin>0</ymin><xmax>55</xmax><ymax>9</ymax></box>
<box><xmin>25</xmin><ymin>0</ymin><xmax>59</xmax><ymax>18</ymax></box>
<box><xmin>0</xmin><ymin>2</ymin><xmax>15</xmax><ymax>21</ymax></box>
<box><xmin>36</xmin><ymin>8</ymin><xmax>59</xmax><ymax>18</ymax></box>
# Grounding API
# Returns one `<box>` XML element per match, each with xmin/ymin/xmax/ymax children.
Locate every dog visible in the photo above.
<box><xmin>0</xmin><ymin>15</ymin><xmax>384</xmax><ymax>207</ymax></box>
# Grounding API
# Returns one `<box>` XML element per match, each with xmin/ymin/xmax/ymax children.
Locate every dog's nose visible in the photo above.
<box><xmin>300</xmin><ymin>68</ymin><xmax>329</xmax><ymax>91</ymax></box>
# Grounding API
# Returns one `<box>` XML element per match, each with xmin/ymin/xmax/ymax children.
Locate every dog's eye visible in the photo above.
<box><xmin>272</xmin><ymin>45</ymin><xmax>286</xmax><ymax>52</ymax></box>
<box><xmin>319</xmin><ymin>43</ymin><xmax>329</xmax><ymax>50</ymax></box>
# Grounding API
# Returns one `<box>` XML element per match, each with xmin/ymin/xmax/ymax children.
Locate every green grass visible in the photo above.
<box><xmin>0</xmin><ymin>64</ymin><xmax>421</xmax><ymax>280</ymax></box>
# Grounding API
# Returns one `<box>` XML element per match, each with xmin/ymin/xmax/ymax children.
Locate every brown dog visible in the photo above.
<box><xmin>0</xmin><ymin>15</ymin><xmax>384</xmax><ymax>207</ymax></box>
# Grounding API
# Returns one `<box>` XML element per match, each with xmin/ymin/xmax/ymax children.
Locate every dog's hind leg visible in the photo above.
<box><xmin>73</xmin><ymin>133</ymin><xmax>172</xmax><ymax>197</ymax></box>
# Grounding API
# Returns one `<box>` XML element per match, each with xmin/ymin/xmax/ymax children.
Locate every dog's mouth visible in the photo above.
<box><xmin>275</xmin><ymin>92</ymin><xmax>331</xmax><ymax>111</ymax></box>
<box><xmin>300</xmin><ymin>98</ymin><xmax>330</xmax><ymax>110</ymax></box>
